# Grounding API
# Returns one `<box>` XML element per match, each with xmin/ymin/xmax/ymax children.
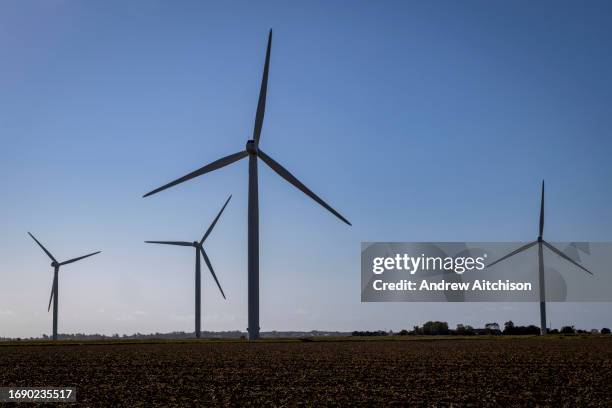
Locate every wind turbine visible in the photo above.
<box><xmin>487</xmin><ymin>180</ymin><xmax>592</xmax><ymax>335</ymax></box>
<box><xmin>28</xmin><ymin>232</ymin><xmax>101</xmax><ymax>341</ymax></box>
<box><xmin>145</xmin><ymin>195</ymin><xmax>231</xmax><ymax>338</ymax></box>
<box><xmin>143</xmin><ymin>29</ymin><xmax>351</xmax><ymax>340</ymax></box>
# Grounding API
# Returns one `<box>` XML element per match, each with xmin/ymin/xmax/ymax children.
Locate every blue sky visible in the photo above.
<box><xmin>1</xmin><ymin>1</ymin><xmax>611</xmax><ymax>337</ymax></box>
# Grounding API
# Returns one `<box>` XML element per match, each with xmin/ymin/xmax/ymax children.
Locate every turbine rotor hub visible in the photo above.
<box><xmin>51</xmin><ymin>261</ymin><xmax>58</xmax><ymax>267</ymax></box>
<box><xmin>246</xmin><ymin>140</ymin><xmax>258</xmax><ymax>155</ymax></box>
<box><xmin>193</xmin><ymin>241</ymin><xmax>199</xmax><ymax>247</ymax></box>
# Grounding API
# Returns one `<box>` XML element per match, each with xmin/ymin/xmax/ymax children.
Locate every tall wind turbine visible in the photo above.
<box><xmin>28</xmin><ymin>232</ymin><xmax>101</xmax><ymax>341</ymax></box>
<box><xmin>487</xmin><ymin>180</ymin><xmax>592</xmax><ymax>335</ymax></box>
<box><xmin>145</xmin><ymin>195</ymin><xmax>231</xmax><ymax>338</ymax></box>
<box><xmin>143</xmin><ymin>30</ymin><xmax>351</xmax><ymax>340</ymax></box>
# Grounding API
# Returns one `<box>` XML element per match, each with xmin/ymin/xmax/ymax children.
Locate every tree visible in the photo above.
<box><xmin>422</xmin><ymin>321</ymin><xmax>449</xmax><ymax>335</ymax></box>
<box><xmin>503</xmin><ymin>321</ymin><xmax>539</xmax><ymax>335</ymax></box>
<box><xmin>456</xmin><ymin>324</ymin><xmax>475</xmax><ymax>335</ymax></box>
<box><xmin>351</xmin><ymin>331</ymin><xmax>387</xmax><ymax>337</ymax></box>
<box><xmin>602</xmin><ymin>328</ymin><xmax>611</xmax><ymax>335</ymax></box>
<box><xmin>560</xmin><ymin>326</ymin><xmax>575</xmax><ymax>334</ymax></box>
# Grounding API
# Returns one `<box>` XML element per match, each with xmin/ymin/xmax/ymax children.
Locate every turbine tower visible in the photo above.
<box><xmin>28</xmin><ymin>232</ymin><xmax>101</xmax><ymax>341</ymax></box>
<box><xmin>143</xmin><ymin>30</ymin><xmax>351</xmax><ymax>340</ymax></box>
<box><xmin>145</xmin><ymin>195</ymin><xmax>231</xmax><ymax>338</ymax></box>
<box><xmin>487</xmin><ymin>180</ymin><xmax>592</xmax><ymax>335</ymax></box>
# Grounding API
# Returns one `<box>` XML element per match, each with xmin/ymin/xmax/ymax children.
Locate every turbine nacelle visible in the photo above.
<box><xmin>51</xmin><ymin>261</ymin><xmax>59</xmax><ymax>268</ymax></box>
<box><xmin>246</xmin><ymin>140</ymin><xmax>258</xmax><ymax>155</ymax></box>
<box><xmin>193</xmin><ymin>241</ymin><xmax>200</xmax><ymax>247</ymax></box>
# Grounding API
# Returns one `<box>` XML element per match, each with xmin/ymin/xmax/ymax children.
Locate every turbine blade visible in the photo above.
<box><xmin>487</xmin><ymin>241</ymin><xmax>537</xmax><ymax>268</ymax></box>
<box><xmin>201</xmin><ymin>195</ymin><xmax>232</xmax><ymax>244</ymax></box>
<box><xmin>539</xmin><ymin>180</ymin><xmax>545</xmax><ymax>237</ymax></box>
<box><xmin>143</xmin><ymin>151</ymin><xmax>248</xmax><ymax>198</ymax></box>
<box><xmin>253</xmin><ymin>29</ymin><xmax>272</xmax><ymax>145</ymax></box>
<box><xmin>258</xmin><ymin>149</ymin><xmax>351</xmax><ymax>226</ymax></box>
<box><xmin>145</xmin><ymin>241</ymin><xmax>193</xmax><ymax>247</ymax></box>
<box><xmin>200</xmin><ymin>248</ymin><xmax>226</xmax><ymax>300</ymax></box>
<box><xmin>60</xmin><ymin>251</ymin><xmax>101</xmax><ymax>266</ymax></box>
<box><xmin>543</xmin><ymin>241</ymin><xmax>593</xmax><ymax>275</ymax></box>
<box><xmin>47</xmin><ymin>276</ymin><xmax>56</xmax><ymax>312</ymax></box>
<box><xmin>28</xmin><ymin>232</ymin><xmax>57</xmax><ymax>263</ymax></box>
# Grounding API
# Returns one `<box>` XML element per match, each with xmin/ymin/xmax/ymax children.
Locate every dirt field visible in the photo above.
<box><xmin>1</xmin><ymin>337</ymin><xmax>611</xmax><ymax>406</ymax></box>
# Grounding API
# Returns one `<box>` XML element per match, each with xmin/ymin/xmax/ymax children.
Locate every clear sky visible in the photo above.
<box><xmin>1</xmin><ymin>1</ymin><xmax>611</xmax><ymax>337</ymax></box>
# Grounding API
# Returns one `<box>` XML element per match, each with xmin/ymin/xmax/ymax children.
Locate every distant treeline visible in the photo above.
<box><xmin>1</xmin><ymin>330</ymin><xmax>352</xmax><ymax>341</ymax></box>
<box><xmin>2</xmin><ymin>325</ymin><xmax>610</xmax><ymax>341</ymax></box>
<box><xmin>352</xmin><ymin>321</ymin><xmax>612</xmax><ymax>337</ymax></box>
<box><xmin>0</xmin><ymin>331</ymin><xmax>244</xmax><ymax>342</ymax></box>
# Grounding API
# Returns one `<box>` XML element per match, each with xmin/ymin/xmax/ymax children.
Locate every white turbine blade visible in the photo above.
<box><xmin>48</xmin><ymin>274</ymin><xmax>57</xmax><ymax>312</ymax></box>
<box><xmin>539</xmin><ymin>180</ymin><xmax>545</xmax><ymax>237</ymax></box>
<box><xmin>28</xmin><ymin>232</ymin><xmax>57</xmax><ymax>263</ymax></box>
<box><xmin>543</xmin><ymin>241</ymin><xmax>593</xmax><ymax>275</ymax></box>
<box><xmin>200</xmin><ymin>248</ymin><xmax>226</xmax><ymax>300</ymax></box>
<box><xmin>201</xmin><ymin>195</ymin><xmax>232</xmax><ymax>244</ymax></box>
<box><xmin>145</xmin><ymin>241</ymin><xmax>193</xmax><ymax>247</ymax></box>
<box><xmin>258</xmin><ymin>149</ymin><xmax>351</xmax><ymax>226</ymax></box>
<box><xmin>487</xmin><ymin>241</ymin><xmax>537</xmax><ymax>268</ymax></box>
<box><xmin>253</xmin><ymin>29</ymin><xmax>272</xmax><ymax>145</ymax></box>
<box><xmin>60</xmin><ymin>251</ymin><xmax>101</xmax><ymax>266</ymax></box>
<box><xmin>143</xmin><ymin>151</ymin><xmax>248</xmax><ymax>198</ymax></box>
